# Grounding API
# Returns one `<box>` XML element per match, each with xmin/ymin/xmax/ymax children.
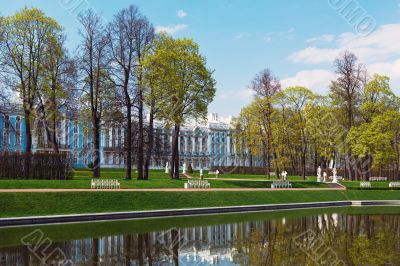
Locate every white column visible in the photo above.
<box><xmin>185</xmin><ymin>135</ymin><xmax>188</xmax><ymax>155</ymax></box>
<box><xmin>192</xmin><ymin>136</ymin><xmax>196</xmax><ymax>154</ymax></box>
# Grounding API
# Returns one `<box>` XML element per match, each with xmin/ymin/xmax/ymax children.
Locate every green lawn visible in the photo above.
<box><xmin>191</xmin><ymin>172</ymin><xmax>309</xmax><ymax>181</ymax></box>
<box><xmin>0</xmin><ymin>168</ymin><xmax>329</xmax><ymax>189</ymax></box>
<box><xmin>1</xmin><ymin>190</ymin><xmax>400</xmax><ymax>218</ymax></box>
<box><xmin>341</xmin><ymin>181</ymin><xmax>400</xmax><ymax>190</ymax></box>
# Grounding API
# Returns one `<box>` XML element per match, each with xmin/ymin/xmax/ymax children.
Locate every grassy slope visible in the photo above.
<box><xmin>1</xmin><ymin>190</ymin><xmax>400</xmax><ymax>218</ymax></box>
<box><xmin>0</xmin><ymin>168</ymin><xmax>329</xmax><ymax>189</ymax></box>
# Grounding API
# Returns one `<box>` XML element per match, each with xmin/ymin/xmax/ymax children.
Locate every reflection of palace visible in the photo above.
<box><xmin>0</xmin><ymin>109</ymin><xmax>261</xmax><ymax>169</ymax></box>
<box><xmin>2</xmin><ymin>212</ymin><xmax>400</xmax><ymax>265</ymax></box>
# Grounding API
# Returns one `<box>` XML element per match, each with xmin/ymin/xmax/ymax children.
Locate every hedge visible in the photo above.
<box><xmin>0</xmin><ymin>153</ymin><xmax>73</xmax><ymax>180</ymax></box>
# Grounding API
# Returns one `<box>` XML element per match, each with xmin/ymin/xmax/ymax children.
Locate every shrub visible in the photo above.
<box><xmin>0</xmin><ymin>152</ymin><xmax>74</xmax><ymax>180</ymax></box>
<box><xmin>187</xmin><ymin>163</ymin><xmax>193</xmax><ymax>174</ymax></box>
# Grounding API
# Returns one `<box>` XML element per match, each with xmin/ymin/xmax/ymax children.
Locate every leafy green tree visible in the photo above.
<box><xmin>38</xmin><ymin>32</ymin><xmax>77</xmax><ymax>153</ymax></box>
<box><xmin>143</xmin><ymin>34</ymin><xmax>216</xmax><ymax>179</ymax></box>
<box><xmin>0</xmin><ymin>7</ymin><xmax>62</xmax><ymax>153</ymax></box>
<box><xmin>330</xmin><ymin>51</ymin><xmax>365</xmax><ymax>180</ymax></box>
<box><xmin>249</xmin><ymin>69</ymin><xmax>281</xmax><ymax>176</ymax></box>
<box><xmin>274</xmin><ymin>86</ymin><xmax>315</xmax><ymax>179</ymax></box>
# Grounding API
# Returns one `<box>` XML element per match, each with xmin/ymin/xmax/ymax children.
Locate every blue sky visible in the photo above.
<box><xmin>2</xmin><ymin>0</ymin><xmax>400</xmax><ymax>117</ymax></box>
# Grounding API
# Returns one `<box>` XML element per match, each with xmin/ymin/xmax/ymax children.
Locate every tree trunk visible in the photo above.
<box><xmin>50</xmin><ymin>86</ymin><xmax>59</xmax><ymax>153</ymax></box>
<box><xmin>51</xmin><ymin>113</ymin><xmax>59</xmax><ymax>153</ymax></box>
<box><xmin>92</xmin><ymin>116</ymin><xmax>101</xmax><ymax>178</ymax></box>
<box><xmin>44</xmin><ymin>123</ymin><xmax>58</xmax><ymax>153</ymax></box>
<box><xmin>302</xmin><ymin>150</ymin><xmax>306</xmax><ymax>180</ymax></box>
<box><xmin>144</xmin><ymin>108</ymin><xmax>154</xmax><ymax>180</ymax></box>
<box><xmin>24</xmin><ymin>108</ymin><xmax>32</xmax><ymax>153</ymax></box>
<box><xmin>273</xmin><ymin>151</ymin><xmax>280</xmax><ymax>177</ymax></box>
<box><xmin>125</xmin><ymin>107</ymin><xmax>132</xmax><ymax>180</ymax></box>
<box><xmin>171</xmin><ymin>124</ymin><xmax>180</xmax><ymax>179</ymax></box>
<box><xmin>23</xmin><ymin>108</ymin><xmax>32</xmax><ymax>178</ymax></box>
<box><xmin>137</xmin><ymin>89</ymin><xmax>144</xmax><ymax>180</ymax></box>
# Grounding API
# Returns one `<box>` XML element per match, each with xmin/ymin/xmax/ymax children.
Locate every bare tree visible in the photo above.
<box><xmin>249</xmin><ymin>69</ymin><xmax>281</xmax><ymax>177</ymax></box>
<box><xmin>78</xmin><ymin>9</ymin><xmax>109</xmax><ymax>178</ymax></box>
<box><xmin>107</xmin><ymin>5</ymin><xmax>154</xmax><ymax>180</ymax></box>
<box><xmin>250</xmin><ymin>69</ymin><xmax>281</xmax><ymax>98</ymax></box>
<box><xmin>331</xmin><ymin>51</ymin><xmax>365</xmax><ymax>129</ymax></box>
<box><xmin>330</xmin><ymin>51</ymin><xmax>366</xmax><ymax>180</ymax></box>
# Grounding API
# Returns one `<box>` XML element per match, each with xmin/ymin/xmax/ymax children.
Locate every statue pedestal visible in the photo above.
<box><xmin>317</xmin><ymin>175</ymin><xmax>321</xmax><ymax>182</ymax></box>
<box><xmin>332</xmin><ymin>177</ymin><xmax>338</xmax><ymax>183</ymax></box>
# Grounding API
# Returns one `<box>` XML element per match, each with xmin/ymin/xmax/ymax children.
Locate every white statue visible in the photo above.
<box><xmin>216</xmin><ymin>169</ymin><xmax>219</xmax><ymax>178</ymax></box>
<box><xmin>200</xmin><ymin>168</ymin><xmax>204</xmax><ymax>179</ymax></box>
<box><xmin>182</xmin><ymin>163</ymin><xmax>187</xmax><ymax>174</ymax></box>
<box><xmin>332</xmin><ymin>167</ymin><xmax>338</xmax><ymax>183</ymax></box>
<box><xmin>165</xmin><ymin>162</ymin><xmax>170</xmax><ymax>174</ymax></box>
<box><xmin>317</xmin><ymin>166</ymin><xmax>322</xmax><ymax>182</ymax></box>
<box><xmin>281</xmin><ymin>170</ymin><xmax>287</xmax><ymax>181</ymax></box>
<box><xmin>323</xmin><ymin>171</ymin><xmax>328</xmax><ymax>182</ymax></box>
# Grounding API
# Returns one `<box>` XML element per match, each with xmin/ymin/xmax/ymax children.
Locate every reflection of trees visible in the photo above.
<box><xmin>0</xmin><ymin>214</ymin><xmax>399</xmax><ymax>265</ymax></box>
<box><xmin>232</xmin><ymin>214</ymin><xmax>400</xmax><ymax>266</ymax></box>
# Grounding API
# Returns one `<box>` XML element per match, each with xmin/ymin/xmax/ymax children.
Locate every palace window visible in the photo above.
<box><xmin>64</xmin><ymin>120</ymin><xmax>69</xmax><ymax>146</ymax></box>
<box><xmin>202</xmin><ymin>136</ymin><xmax>207</xmax><ymax>152</ymax></box>
<box><xmin>15</xmin><ymin>116</ymin><xmax>21</xmax><ymax>146</ymax></box>
<box><xmin>117</xmin><ymin>128</ymin><xmax>122</xmax><ymax>147</ymax></box>
<box><xmin>105</xmin><ymin>128</ymin><xmax>110</xmax><ymax>148</ymax></box>
<box><xmin>56</xmin><ymin>121</ymin><xmax>62</xmax><ymax>145</ymax></box>
<box><xmin>3</xmin><ymin>115</ymin><xmax>10</xmax><ymax>148</ymax></box>
<box><xmin>187</xmin><ymin>137</ymin><xmax>192</xmax><ymax>153</ymax></box>
<box><xmin>112</xmin><ymin>127</ymin><xmax>116</xmax><ymax>147</ymax></box>
<box><xmin>74</xmin><ymin>122</ymin><xmax>78</xmax><ymax>148</ymax></box>
<box><xmin>180</xmin><ymin>136</ymin><xmax>185</xmax><ymax>153</ymax></box>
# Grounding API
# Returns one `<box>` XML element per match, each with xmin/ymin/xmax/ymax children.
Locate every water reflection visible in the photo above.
<box><xmin>1</xmin><ymin>212</ymin><xmax>400</xmax><ymax>265</ymax></box>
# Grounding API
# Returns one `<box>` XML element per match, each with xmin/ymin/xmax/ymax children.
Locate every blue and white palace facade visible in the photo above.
<box><xmin>0</xmin><ymin>110</ymin><xmax>257</xmax><ymax>169</ymax></box>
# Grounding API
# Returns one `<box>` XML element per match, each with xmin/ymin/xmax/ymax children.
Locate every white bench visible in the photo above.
<box><xmin>185</xmin><ymin>180</ymin><xmax>211</xmax><ymax>189</ymax></box>
<box><xmin>389</xmin><ymin>182</ymin><xmax>400</xmax><ymax>188</ymax></box>
<box><xmin>271</xmin><ymin>181</ymin><xmax>292</xmax><ymax>189</ymax></box>
<box><xmin>360</xmin><ymin>181</ymin><xmax>371</xmax><ymax>188</ymax></box>
<box><xmin>369</xmin><ymin>177</ymin><xmax>387</xmax><ymax>181</ymax></box>
<box><xmin>91</xmin><ymin>179</ymin><xmax>120</xmax><ymax>189</ymax></box>
<box><xmin>329</xmin><ymin>176</ymin><xmax>343</xmax><ymax>180</ymax></box>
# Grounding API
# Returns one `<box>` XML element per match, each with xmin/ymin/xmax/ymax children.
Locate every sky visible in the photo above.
<box><xmin>2</xmin><ymin>0</ymin><xmax>400</xmax><ymax>117</ymax></box>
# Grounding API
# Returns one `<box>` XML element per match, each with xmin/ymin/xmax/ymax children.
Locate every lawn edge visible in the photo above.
<box><xmin>2</xmin><ymin>200</ymin><xmax>400</xmax><ymax>227</ymax></box>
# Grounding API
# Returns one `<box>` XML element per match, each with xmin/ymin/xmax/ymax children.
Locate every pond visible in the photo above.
<box><xmin>1</xmin><ymin>207</ymin><xmax>400</xmax><ymax>265</ymax></box>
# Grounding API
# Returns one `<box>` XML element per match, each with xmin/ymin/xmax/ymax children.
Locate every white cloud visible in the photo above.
<box><xmin>305</xmin><ymin>34</ymin><xmax>335</xmax><ymax>44</ymax></box>
<box><xmin>368</xmin><ymin>58</ymin><xmax>400</xmax><ymax>94</ymax></box>
<box><xmin>155</xmin><ymin>24</ymin><xmax>188</xmax><ymax>34</ymax></box>
<box><xmin>264</xmin><ymin>28</ymin><xmax>295</xmax><ymax>43</ymax></box>
<box><xmin>235</xmin><ymin>32</ymin><xmax>251</xmax><ymax>40</ymax></box>
<box><xmin>177</xmin><ymin>9</ymin><xmax>187</xmax><ymax>18</ymax></box>
<box><xmin>218</xmin><ymin>88</ymin><xmax>254</xmax><ymax>101</ymax></box>
<box><xmin>289</xmin><ymin>47</ymin><xmax>340</xmax><ymax>64</ymax></box>
<box><xmin>289</xmin><ymin>24</ymin><xmax>400</xmax><ymax>64</ymax></box>
<box><xmin>281</xmin><ymin>69</ymin><xmax>335</xmax><ymax>95</ymax></box>
<box><xmin>238</xmin><ymin>88</ymin><xmax>255</xmax><ymax>100</ymax></box>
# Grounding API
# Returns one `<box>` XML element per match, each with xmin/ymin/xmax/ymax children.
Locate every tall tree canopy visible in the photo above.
<box><xmin>143</xmin><ymin>34</ymin><xmax>216</xmax><ymax>179</ymax></box>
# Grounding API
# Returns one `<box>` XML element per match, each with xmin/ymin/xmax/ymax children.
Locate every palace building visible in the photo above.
<box><xmin>0</xmin><ymin>108</ymin><xmax>258</xmax><ymax>169</ymax></box>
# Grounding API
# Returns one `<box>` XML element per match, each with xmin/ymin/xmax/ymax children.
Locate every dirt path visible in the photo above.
<box><xmin>0</xmin><ymin>187</ymin><xmax>346</xmax><ymax>193</ymax></box>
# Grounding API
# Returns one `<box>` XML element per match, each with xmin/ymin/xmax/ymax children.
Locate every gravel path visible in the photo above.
<box><xmin>0</xmin><ymin>187</ymin><xmax>346</xmax><ymax>193</ymax></box>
